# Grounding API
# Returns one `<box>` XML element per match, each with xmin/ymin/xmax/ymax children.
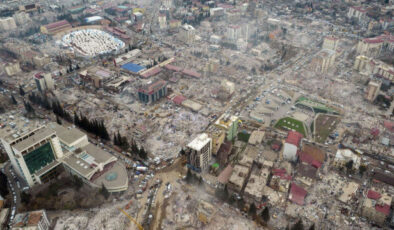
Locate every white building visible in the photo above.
<box><xmin>226</xmin><ymin>25</ymin><xmax>242</xmax><ymax>42</ymax></box>
<box><xmin>221</xmin><ymin>79</ymin><xmax>235</xmax><ymax>94</ymax></box>
<box><xmin>0</xmin><ymin>17</ymin><xmax>17</xmax><ymax>31</ymax></box>
<box><xmin>333</xmin><ymin>149</ymin><xmax>360</xmax><ymax>170</ymax></box>
<box><xmin>11</xmin><ymin>210</ymin><xmax>50</xmax><ymax>230</ymax></box>
<box><xmin>186</xmin><ymin>133</ymin><xmax>212</xmax><ymax>172</ymax></box>
<box><xmin>158</xmin><ymin>14</ymin><xmax>167</xmax><ymax>29</ymax></box>
<box><xmin>0</xmin><ymin>120</ymin><xmax>128</xmax><ymax>192</ymax></box>
<box><xmin>322</xmin><ymin>36</ymin><xmax>339</xmax><ymax>51</ymax></box>
<box><xmin>179</xmin><ymin>24</ymin><xmax>195</xmax><ymax>44</ymax></box>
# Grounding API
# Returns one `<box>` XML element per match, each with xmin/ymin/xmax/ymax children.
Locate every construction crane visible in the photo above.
<box><xmin>118</xmin><ymin>208</ymin><xmax>144</xmax><ymax>230</ymax></box>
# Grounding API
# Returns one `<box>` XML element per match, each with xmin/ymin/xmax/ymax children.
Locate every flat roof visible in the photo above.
<box><xmin>92</xmin><ymin>161</ymin><xmax>128</xmax><ymax>192</ymax></box>
<box><xmin>121</xmin><ymin>62</ymin><xmax>145</xmax><ymax>73</ymax></box>
<box><xmin>187</xmin><ymin>133</ymin><xmax>211</xmax><ymax>151</ymax></box>
<box><xmin>63</xmin><ymin>143</ymin><xmax>116</xmax><ymax>179</ymax></box>
<box><xmin>13</xmin><ymin>128</ymin><xmax>55</xmax><ymax>152</ymax></box>
<box><xmin>229</xmin><ymin>164</ymin><xmax>249</xmax><ymax>189</ymax></box>
<box><xmin>49</xmin><ymin>123</ymin><xmax>86</xmax><ymax>146</ymax></box>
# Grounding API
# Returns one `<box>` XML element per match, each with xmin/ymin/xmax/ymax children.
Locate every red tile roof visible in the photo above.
<box><xmin>172</xmin><ymin>95</ymin><xmax>186</xmax><ymax>105</ymax></box>
<box><xmin>140</xmin><ymin>67</ymin><xmax>162</xmax><ymax>78</ymax></box>
<box><xmin>45</xmin><ymin>20</ymin><xmax>70</xmax><ymax>30</ymax></box>
<box><xmin>182</xmin><ymin>69</ymin><xmax>201</xmax><ymax>78</ymax></box>
<box><xmin>217</xmin><ymin>165</ymin><xmax>233</xmax><ymax>184</ymax></box>
<box><xmin>367</xmin><ymin>190</ymin><xmax>381</xmax><ymax>200</ymax></box>
<box><xmin>289</xmin><ymin>183</ymin><xmax>307</xmax><ymax>205</ymax></box>
<box><xmin>165</xmin><ymin>64</ymin><xmax>182</xmax><ymax>72</ymax></box>
<box><xmin>375</xmin><ymin>204</ymin><xmax>390</xmax><ymax>215</ymax></box>
<box><xmin>138</xmin><ymin>80</ymin><xmax>167</xmax><ymax>95</ymax></box>
<box><xmin>286</xmin><ymin>131</ymin><xmax>303</xmax><ymax>147</ymax></box>
<box><xmin>384</xmin><ymin>120</ymin><xmax>394</xmax><ymax>132</ymax></box>
<box><xmin>299</xmin><ymin>151</ymin><xmax>322</xmax><ymax>168</ymax></box>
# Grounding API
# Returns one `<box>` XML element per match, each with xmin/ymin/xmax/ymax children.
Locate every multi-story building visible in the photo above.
<box><xmin>79</xmin><ymin>66</ymin><xmax>114</xmax><ymax>88</ymax></box>
<box><xmin>11</xmin><ymin>210</ymin><xmax>50</xmax><ymax>230</ymax></box>
<box><xmin>33</xmin><ymin>55</ymin><xmax>51</xmax><ymax>68</ymax></box>
<box><xmin>158</xmin><ymin>14</ymin><xmax>167</xmax><ymax>29</ymax></box>
<box><xmin>227</xmin><ymin>164</ymin><xmax>249</xmax><ymax>195</ymax></box>
<box><xmin>40</xmin><ymin>20</ymin><xmax>72</xmax><ymax>35</ymax></box>
<box><xmin>353</xmin><ymin>55</ymin><xmax>394</xmax><ymax>83</ymax></box>
<box><xmin>226</xmin><ymin>25</ymin><xmax>242</xmax><ymax>42</ymax></box>
<box><xmin>283</xmin><ymin>131</ymin><xmax>303</xmax><ymax>162</ymax></box>
<box><xmin>214</xmin><ymin>114</ymin><xmax>239</xmax><ymax>141</ymax></box>
<box><xmin>322</xmin><ymin>36</ymin><xmax>339</xmax><ymax>51</ymax></box>
<box><xmin>347</xmin><ymin>6</ymin><xmax>367</xmax><ymax>22</ymax></box>
<box><xmin>34</xmin><ymin>72</ymin><xmax>54</xmax><ymax>92</ymax></box>
<box><xmin>0</xmin><ymin>17</ymin><xmax>17</xmax><ymax>31</ymax></box>
<box><xmin>138</xmin><ymin>80</ymin><xmax>168</xmax><ymax>104</ymax></box>
<box><xmin>311</xmin><ymin>49</ymin><xmax>336</xmax><ymax>73</ymax></box>
<box><xmin>179</xmin><ymin>24</ymin><xmax>195</xmax><ymax>43</ymax></box>
<box><xmin>0</xmin><ymin>119</ymin><xmax>128</xmax><ymax>192</ymax></box>
<box><xmin>4</xmin><ymin>61</ymin><xmax>22</xmax><ymax>76</ymax></box>
<box><xmin>365</xmin><ymin>80</ymin><xmax>382</xmax><ymax>102</ymax></box>
<box><xmin>333</xmin><ymin>149</ymin><xmax>360</xmax><ymax>170</ymax></box>
<box><xmin>186</xmin><ymin>133</ymin><xmax>212</xmax><ymax>172</ymax></box>
<box><xmin>243</xmin><ymin>168</ymin><xmax>269</xmax><ymax>205</ymax></box>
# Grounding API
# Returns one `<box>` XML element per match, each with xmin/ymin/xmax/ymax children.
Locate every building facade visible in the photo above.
<box><xmin>34</xmin><ymin>73</ymin><xmax>54</xmax><ymax>92</ymax></box>
<box><xmin>12</xmin><ymin>210</ymin><xmax>50</xmax><ymax>230</ymax></box>
<box><xmin>0</xmin><ymin>121</ymin><xmax>128</xmax><ymax>192</ymax></box>
<box><xmin>0</xmin><ymin>17</ymin><xmax>17</xmax><ymax>31</ymax></box>
<box><xmin>138</xmin><ymin>80</ymin><xmax>168</xmax><ymax>104</ymax></box>
<box><xmin>365</xmin><ymin>80</ymin><xmax>381</xmax><ymax>102</ymax></box>
<box><xmin>186</xmin><ymin>133</ymin><xmax>212</xmax><ymax>172</ymax></box>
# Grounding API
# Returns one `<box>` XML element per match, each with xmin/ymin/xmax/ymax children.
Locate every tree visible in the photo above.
<box><xmin>19</xmin><ymin>85</ymin><xmax>25</xmax><ymax>96</ymax></box>
<box><xmin>0</xmin><ymin>171</ymin><xmax>9</xmax><ymax>197</ymax></box>
<box><xmin>20</xmin><ymin>191</ymin><xmax>31</xmax><ymax>204</ymax></box>
<box><xmin>101</xmin><ymin>184</ymin><xmax>110</xmax><ymax>199</ymax></box>
<box><xmin>139</xmin><ymin>146</ymin><xmax>147</xmax><ymax>159</ymax></box>
<box><xmin>73</xmin><ymin>175</ymin><xmax>83</xmax><ymax>191</ymax></box>
<box><xmin>309</xmin><ymin>224</ymin><xmax>315</xmax><ymax>230</ymax></box>
<box><xmin>345</xmin><ymin>160</ymin><xmax>353</xmax><ymax>171</ymax></box>
<box><xmin>261</xmin><ymin>206</ymin><xmax>270</xmax><ymax>222</ymax></box>
<box><xmin>179</xmin><ymin>148</ymin><xmax>186</xmax><ymax>155</ymax></box>
<box><xmin>56</xmin><ymin>115</ymin><xmax>62</xmax><ymax>125</ymax></box>
<box><xmin>248</xmin><ymin>203</ymin><xmax>257</xmax><ymax>217</ymax></box>
<box><xmin>11</xmin><ymin>95</ymin><xmax>17</xmax><ymax>105</ymax></box>
<box><xmin>291</xmin><ymin>220</ymin><xmax>304</xmax><ymax>230</ymax></box>
<box><xmin>359</xmin><ymin>165</ymin><xmax>367</xmax><ymax>175</ymax></box>
<box><xmin>186</xmin><ymin>168</ymin><xmax>193</xmax><ymax>183</ymax></box>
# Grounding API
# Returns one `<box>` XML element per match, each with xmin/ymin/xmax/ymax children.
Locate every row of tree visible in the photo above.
<box><xmin>74</xmin><ymin>113</ymin><xmax>110</xmax><ymax>140</ymax></box>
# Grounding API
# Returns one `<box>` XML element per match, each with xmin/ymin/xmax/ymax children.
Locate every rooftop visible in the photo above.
<box><xmin>138</xmin><ymin>80</ymin><xmax>167</xmax><ymax>95</ymax></box>
<box><xmin>12</xmin><ymin>210</ymin><xmax>46</xmax><ymax>227</ymax></box>
<box><xmin>48</xmin><ymin>123</ymin><xmax>86</xmax><ymax>147</ymax></box>
<box><xmin>338</xmin><ymin>181</ymin><xmax>359</xmax><ymax>203</ymax></box>
<box><xmin>289</xmin><ymin>183</ymin><xmax>307</xmax><ymax>205</ymax></box>
<box><xmin>187</xmin><ymin>133</ymin><xmax>211</xmax><ymax>151</ymax></box>
<box><xmin>13</xmin><ymin>128</ymin><xmax>55</xmax><ymax>152</ymax></box>
<box><xmin>228</xmin><ymin>164</ymin><xmax>249</xmax><ymax>189</ymax></box>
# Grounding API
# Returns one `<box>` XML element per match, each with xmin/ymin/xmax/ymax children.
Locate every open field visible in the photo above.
<box><xmin>274</xmin><ymin>117</ymin><xmax>307</xmax><ymax>137</ymax></box>
<box><xmin>314</xmin><ymin>114</ymin><xmax>340</xmax><ymax>143</ymax></box>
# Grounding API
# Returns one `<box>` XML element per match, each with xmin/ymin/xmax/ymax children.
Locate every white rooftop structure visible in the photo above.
<box><xmin>335</xmin><ymin>149</ymin><xmax>361</xmax><ymax>168</ymax></box>
<box><xmin>187</xmin><ymin>133</ymin><xmax>211</xmax><ymax>151</ymax></box>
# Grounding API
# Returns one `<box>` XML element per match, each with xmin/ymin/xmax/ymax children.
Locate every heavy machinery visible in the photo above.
<box><xmin>118</xmin><ymin>208</ymin><xmax>144</xmax><ymax>230</ymax></box>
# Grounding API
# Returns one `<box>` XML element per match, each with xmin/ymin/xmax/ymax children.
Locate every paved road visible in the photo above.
<box><xmin>2</xmin><ymin>162</ymin><xmax>21</xmax><ymax>228</ymax></box>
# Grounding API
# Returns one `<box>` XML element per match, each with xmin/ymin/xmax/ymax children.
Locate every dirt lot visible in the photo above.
<box><xmin>314</xmin><ymin>114</ymin><xmax>340</xmax><ymax>143</ymax></box>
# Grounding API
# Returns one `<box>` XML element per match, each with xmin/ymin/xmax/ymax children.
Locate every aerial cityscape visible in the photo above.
<box><xmin>0</xmin><ymin>0</ymin><xmax>393</xmax><ymax>229</ymax></box>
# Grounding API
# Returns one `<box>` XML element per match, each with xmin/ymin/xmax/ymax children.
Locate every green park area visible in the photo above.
<box><xmin>274</xmin><ymin>117</ymin><xmax>307</xmax><ymax>137</ymax></box>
